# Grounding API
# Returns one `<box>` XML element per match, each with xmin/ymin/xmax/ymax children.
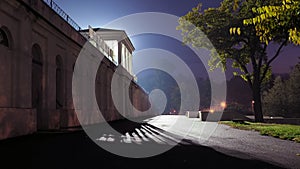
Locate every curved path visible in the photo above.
<box><xmin>148</xmin><ymin>115</ymin><xmax>300</xmax><ymax>169</ymax></box>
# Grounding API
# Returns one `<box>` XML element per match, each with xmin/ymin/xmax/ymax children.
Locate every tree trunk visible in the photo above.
<box><xmin>253</xmin><ymin>82</ymin><xmax>264</xmax><ymax>122</ymax></box>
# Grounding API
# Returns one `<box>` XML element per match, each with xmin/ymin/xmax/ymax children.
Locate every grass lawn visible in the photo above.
<box><xmin>220</xmin><ymin>121</ymin><xmax>300</xmax><ymax>143</ymax></box>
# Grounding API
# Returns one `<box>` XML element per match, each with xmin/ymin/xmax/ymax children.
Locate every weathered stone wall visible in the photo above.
<box><xmin>0</xmin><ymin>0</ymin><xmax>150</xmax><ymax>140</ymax></box>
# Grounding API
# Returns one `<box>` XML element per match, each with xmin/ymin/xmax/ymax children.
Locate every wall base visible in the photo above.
<box><xmin>0</xmin><ymin>108</ymin><xmax>36</xmax><ymax>140</ymax></box>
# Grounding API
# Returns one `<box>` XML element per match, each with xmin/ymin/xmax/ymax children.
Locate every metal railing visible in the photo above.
<box><xmin>42</xmin><ymin>0</ymin><xmax>81</xmax><ymax>31</ymax></box>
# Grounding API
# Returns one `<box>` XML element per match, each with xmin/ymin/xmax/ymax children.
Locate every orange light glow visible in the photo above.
<box><xmin>220</xmin><ymin>101</ymin><xmax>227</xmax><ymax>108</ymax></box>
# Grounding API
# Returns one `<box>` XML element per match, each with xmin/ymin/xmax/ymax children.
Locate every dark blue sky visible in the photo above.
<box><xmin>55</xmin><ymin>0</ymin><xmax>220</xmax><ymax>28</ymax></box>
<box><xmin>55</xmin><ymin>0</ymin><xmax>300</xmax><ymax>78</ymax></box>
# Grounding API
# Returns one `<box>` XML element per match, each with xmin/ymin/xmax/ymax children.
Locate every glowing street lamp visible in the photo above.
<box><xmin>220</xmin><ymin>101</ymin><xmax>227</xmax><ymax>109</ymax></box>
<box><xmin>251</xmin><ymin>100</ymin><xmax>255</xmax><ymax>112</ymax></box>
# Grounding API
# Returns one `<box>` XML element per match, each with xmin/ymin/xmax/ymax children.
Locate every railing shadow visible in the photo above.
<box><xmin>0</xmin><ymin>118</ymin><xmax>285</xmax><ymax>169</ymax></box>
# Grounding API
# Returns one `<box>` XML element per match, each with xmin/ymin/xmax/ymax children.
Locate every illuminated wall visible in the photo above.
<box><xmin>0</xmin><ymin>0</ymin><xmax>149</xmax><ymax>140</ymax></box>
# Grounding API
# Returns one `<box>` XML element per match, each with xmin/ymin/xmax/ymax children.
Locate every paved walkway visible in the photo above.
<box><xmin>148</xmin><ymin>115</ymin><xmax>300</xmax><ymax>169</ymax></box>
<box><xmin>0</xmin><ymin>115</ymin><xmax>297</xmax><ymax>169</ymax></box>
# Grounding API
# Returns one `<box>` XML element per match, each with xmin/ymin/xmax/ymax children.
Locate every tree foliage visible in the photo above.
<box><xmin>263</xmin><ymin>76</ymin><xmax>287</xmax><ymax>116</ymax></box>
<box><xmin>137</xmin><ymin>69</ymin><xmax>181</xmax><ymax>114</ymax></box>
<box><xmin>263</xmin><ymin>63</ymin><xmax>300</xmax><ymax>117</ymax></box>
<box><xmin>243</xmin><ymin>0</ymin><xmax>300</xmax><ymax>45</ymax></box>
<box><xmin>177</xmin><ymin>0</ymin><xmax>300</xmax><ymax>122</ymax></box>
<box><xmin>177</xmin><ymin>0</ymin><xmax>287</xmax><ymax>122</ymax></box>
<box><xmin>286</xmin><ymin>62</ymin><xmax>300</xmax><ymax>116</ymax></box>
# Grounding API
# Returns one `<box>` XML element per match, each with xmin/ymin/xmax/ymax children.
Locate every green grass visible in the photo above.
<box><xmin>220</xmin><ymin>121</ymin><xmax>300</xmax><ymax>143</ymax></box>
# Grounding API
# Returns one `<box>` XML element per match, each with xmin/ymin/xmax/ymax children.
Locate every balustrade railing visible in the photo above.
<box><xmin>42</xmin><ymin>0</ymin><xmax>118</xmax><ymax>65</ymax></box>
<box><xmin>88</xmin><ymin>26</ymin><xmax>118</xmax><ymax>65</ymax></box>
<box><xmin>42</xmin><ymin>0</ymin><xmax>81</xmax><ymax>31</ymax></box>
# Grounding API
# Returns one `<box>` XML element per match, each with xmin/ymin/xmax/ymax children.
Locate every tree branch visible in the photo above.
<box><xmin>257</xmin><ymin>44</ymin><xmax>267</xmax><ymax>83</ymax></box>
<box><xmin>267</xmin><ymin>39</ymin><xmax>288</xmax><ymax>66</ymax></box>
<box><xmin>226</xmin><ymin>46</ymin><xmax>253</xmax><ymax>89</ymax></box>
<box><xmin>236</xmin><ymin>59</ymin><xmax>253</xmax><ymax>89</ymax></box>
<box><xmin>260</xmin><ymin>39</ymin><xmax>288</xmax><ymax>83</ymax></box>
<box><xmin>258</xmin><ymin>44</ymin><xmax>267</xmax><ymax>68</ymax></box>
<box><xmin>249</xmin><ymin>39</ymin><xmax>258</xmax><ymax>72</ymax></box>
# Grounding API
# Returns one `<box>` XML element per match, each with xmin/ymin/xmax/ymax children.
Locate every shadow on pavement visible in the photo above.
<box><xmin>0</xmin><ymin>118</ymin><xmax>284</xmax><ymax>169</ymax></box>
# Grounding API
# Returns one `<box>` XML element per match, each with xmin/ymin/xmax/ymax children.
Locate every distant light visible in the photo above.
<box><xmin>252</xmin><ymin>100</ymin><xmax>255</xmax><ymax>104</ymax></box>
<box><xmin>220</xmin><ymin>101</ymin><xmax>227</xmax><ymax>108</ymax></box>
<box><xmin>209</xmin><ymin>109</ymin><xmax>215</xmax><ymax>113</ymax></box>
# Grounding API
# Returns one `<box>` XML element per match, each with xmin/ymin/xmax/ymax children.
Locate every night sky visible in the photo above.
<box><xmin>55</xmin><ymin>0</ymin><xmax>300</xmax><ymax>78</ymax></box>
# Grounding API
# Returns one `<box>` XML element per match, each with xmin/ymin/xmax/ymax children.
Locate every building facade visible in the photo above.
<box><xmin>80</xmin><ymin>27</ymin><xmax>134</xmax><ymax>76</ymax></box>
<box><xmin>0</xmin><ymin>0</ymin><xmax>150</xmax><ymax>140</ymax></box>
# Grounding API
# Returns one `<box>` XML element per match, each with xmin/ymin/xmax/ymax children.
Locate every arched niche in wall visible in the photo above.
<box><xmin>31</xmin><ymin>43</ymin><xmax>43</xmax><ymax>129</ymax></box>
<box><xmin>0</xmin><ymin>26</ymin><xmax>13</xmax><ymax>107</ymax></box>
<box><xmin>0</xmin><ymin>27</ymin><xmax>10</xmax><ymax>48</ymax></box>
<box><xmin>0</xmin><ymin>26</ymin><xmax>14</xmax><ymax>50</ymax></box>
<box><xmin>32</xmin><ymin>44</ymin><xmax>43</xmax><ymax>108</ymax></box>
<box><xmin>56</xmin><ymin>55</ymin><xmax>64</xmax><ymax>109</ymax></box>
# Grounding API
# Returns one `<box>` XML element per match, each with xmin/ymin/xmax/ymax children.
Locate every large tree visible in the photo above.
<box><xmin>286</xmin><ymin>62</ymin><xmax>300</xmax><ymax>117</ymax></box>
<box><xmin>177</xmin><ymin>0</ymin><xmax>297</xmax><ymax>122</ymax></box>
<box><xmin>263</xmin><ymin>76</ymin><xmax>288</xmax><ymax>117</ymax></box>
<box><xmin>263</xmin><ymin>61</ymin><xmax>300</xmax><ymax>117</ymax></box>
